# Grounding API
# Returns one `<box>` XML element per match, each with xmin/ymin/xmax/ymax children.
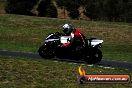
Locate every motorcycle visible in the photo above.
<box><xmin>38</xmin><ymin>32</ymin><xmax>103</xmax><ymax>64</ymax></box>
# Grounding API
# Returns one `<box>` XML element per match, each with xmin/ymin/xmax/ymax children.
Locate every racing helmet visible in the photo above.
<box><xmin>63</xmin><ymin>24</ymin><xmax>74</xmax><ymax>34</ymax></box>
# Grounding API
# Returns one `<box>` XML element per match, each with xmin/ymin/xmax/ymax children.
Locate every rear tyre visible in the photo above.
<box><xmin>38</xmin><ymin>45</ymin><xmax>55</xmax><ymax>58</ymax></box>
<box><xmin>94</xmin><ymin>49</ymin><xmax>102</xmax><ymax>62</ymax></box>
<box><xmin>85</xmin><ymin>49</ymin><xmax>102</xmax><ymax>64</ymax></box>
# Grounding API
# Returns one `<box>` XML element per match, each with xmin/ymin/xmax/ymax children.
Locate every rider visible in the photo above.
<box><xmin>61</xmin><ymin>23</ymin><xmax>86</xmax><ymax>50</ymax></box>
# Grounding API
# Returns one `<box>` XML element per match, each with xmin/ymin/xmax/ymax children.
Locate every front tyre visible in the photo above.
<box><xmin>38</xmin><ymin>45</ymin><xmax>55</xmax><ymax>58</ymax></box>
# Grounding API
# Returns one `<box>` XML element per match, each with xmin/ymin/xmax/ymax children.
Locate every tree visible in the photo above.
<box><xmin>5</xmin><ymin>0</ymin><xmax>38</xmax><ymax>15</ymax></box>
<box><xmin>37</xmin><ymin>0</ymin><xmax>57</xmax><ymax>18</ymax></box>
<box><xmin>84</xmin><ymin>0</ymin><xmax>97</xmax><ymax>20</ymax></box>
<box><xmin>56</xmin><ymin>0</ymin><xmax>80</xmax><ymax>19</ymax></box>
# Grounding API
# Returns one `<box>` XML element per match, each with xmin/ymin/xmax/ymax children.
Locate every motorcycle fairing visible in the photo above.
<box><xmin>60</xmin><ymin>36</ymin><xmax>71</xmax><ymax>43</ymax></box>
<box><xmin>90</xmin><ymin>39</ymin><xmax>103</xmax><ymax>47</ymax></box>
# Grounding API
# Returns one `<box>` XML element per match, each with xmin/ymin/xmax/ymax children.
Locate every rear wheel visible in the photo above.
<box><xmin>38</xmin><ymin>45</ymin><xmax>55</xmax><ymax>58</ymax></box>
<box><xmin>85</xmin><ymin>49</ymin><xmax>102</xmax><ymax>64</ymax></box>
<box><xmin>94</xmin><ymin>49</ymin><xmax>102</xmax><ymax>62</ymax></box>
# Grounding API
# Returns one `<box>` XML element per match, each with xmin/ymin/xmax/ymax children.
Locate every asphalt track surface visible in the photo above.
<box><xmin>0</xmin><ymin>50</ymin><xmax>132</xmax><ymax>70</ymax></box>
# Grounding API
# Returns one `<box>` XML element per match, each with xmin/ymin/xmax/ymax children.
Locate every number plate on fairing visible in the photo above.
<box><xmin>60</xmin><ymin>36</ymin><xmax>71</xmax><ymax>43</ymax></box>
<box><xmin>90</xmin><ymin>39</ymin><xmax>103</xmax><ymax>47</ymax></box>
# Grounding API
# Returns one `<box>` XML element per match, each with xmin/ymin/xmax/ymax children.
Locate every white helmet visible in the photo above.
<box><xmin>63</xmin><ymin>24</ymin><xmax>73</xmax><ymax>34</ymax></box>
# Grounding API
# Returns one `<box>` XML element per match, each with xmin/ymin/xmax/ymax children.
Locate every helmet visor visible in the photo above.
<box><xmin>63</xmin><ymin>28</ymin><xmax>69</xmax><ymax>34</ymax></box>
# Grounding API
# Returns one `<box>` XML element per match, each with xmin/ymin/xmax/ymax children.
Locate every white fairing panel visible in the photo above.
<box><xmin>45</xmin><ymin>34</ymin><xmax>59</xmax><ymax>42</ymax></box>
<box><xmin>45</xmin><ymin>39</ymin><xmax>59</xmax><ymax>42</ymax></box>
<box><xmin>60</xmin><ymin>36</ymin><xmax>71</xmax><ymax>43</ymax></box>
<box><xmin>46</xmin><ymin>34</ymin><xmax>54</xmax><ymax>39</ymax></box>
<box><xmin>91</xmin><ymin>39</ymin><xmax>103</xmax><ymax>47</ymax></box>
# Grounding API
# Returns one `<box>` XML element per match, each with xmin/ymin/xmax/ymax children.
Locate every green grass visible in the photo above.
<box><xmin>102</xmin><ymin>44</ymin><xmax>132</xmax><ymax>61</ymax></box>
<box><xmin>0</xmin><ymin>56</ymin><xmax>132</xmax><ymax>88</ymax></box>
<box><xmin>0</xmin><ymin>14</ymin><xmax>132</xmax><ymax>62</ymax></box>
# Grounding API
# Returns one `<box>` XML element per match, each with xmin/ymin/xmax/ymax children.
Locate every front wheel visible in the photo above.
<box><xmin>38</xmin><ymin>45</ymin><xmax>55</xmax><ymax>58</ymax></box>
<box><xmin>85</xmin><ymin>49</ymin><xmax>102</xmax><ymax>64</ymax></box>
